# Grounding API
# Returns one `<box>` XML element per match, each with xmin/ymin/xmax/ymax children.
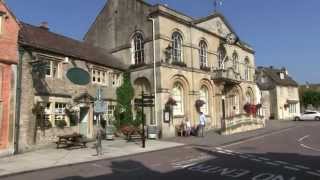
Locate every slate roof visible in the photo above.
<box><xmin>257</xmin><ymin>67</ymin><xmax>299</xmax><ymax>90</ymax></box>
<box><xmin>19</xmin><ymin>22</ymin><xmax>126</xmax><ymax>70</ymax></box>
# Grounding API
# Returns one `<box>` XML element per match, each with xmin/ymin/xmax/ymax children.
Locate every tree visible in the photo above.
<box><xmin>301</xmin><ymin>90</ymin><xmax>320</xmax><ymax>108</ymax></box>
<box><xmin>115</xmin><ymin>72</ymin><xmax>134</xmax><ymax>127</ymax></box>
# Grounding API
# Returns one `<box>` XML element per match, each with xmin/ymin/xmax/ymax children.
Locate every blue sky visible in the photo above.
<box><xmin>6</xmin><ymin>0</ymin><xmax>320</xmax><ymax>84</ymax></box>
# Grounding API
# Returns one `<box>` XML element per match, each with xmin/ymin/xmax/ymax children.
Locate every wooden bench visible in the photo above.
<box><xmin>56</xmin><ymin>133</ymin><xmax>89</xmax><ymax>149</ymax></box>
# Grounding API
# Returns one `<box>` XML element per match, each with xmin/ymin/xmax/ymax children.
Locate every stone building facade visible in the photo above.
<box><xmin>0</xmin><ymin>1</ymin><xmax>19</xmax><ymax>156</ymax></box>
<box><xmin>256</xmin><ymin>66</ymin><xmax>300</xmax><ymax>120</ymax></box>
<box><xmin>17</xmin><ymin>22</ymin><xmax>125</xmax><ymax>152</ymax></box>
<box><xmin>84</xmin><ymin>0</ymin><xmax>264</xmax><ymax>137</ymax></box>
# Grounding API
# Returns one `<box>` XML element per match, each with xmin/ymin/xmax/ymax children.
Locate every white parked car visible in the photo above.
<box><xmin>295</xmin><ymin>111</ymin><xmax>320</xmax><ymax>121</ymax></box>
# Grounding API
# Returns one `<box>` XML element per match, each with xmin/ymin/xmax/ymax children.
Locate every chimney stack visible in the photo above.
<box><xmin>39</xmin><ymin>21</ymin><xmax>49</xmax><ymax>30</ymax></box>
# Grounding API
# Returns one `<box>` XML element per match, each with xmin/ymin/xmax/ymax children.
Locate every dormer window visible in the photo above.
<box><xmin>280</xmin><ymin>72</ymin><xmax>285</xmax><ymax>80</ymax></box>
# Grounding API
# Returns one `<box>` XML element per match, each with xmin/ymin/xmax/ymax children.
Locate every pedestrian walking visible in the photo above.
<box><xmin>198</xmin><ymin>112</ymin><xmax>206</xmax><ymax>137</ymax></box>
<box><xmin>96</xmin><ymin>125</ymin><xmax>104</xmax><ymax>156</ymax></box>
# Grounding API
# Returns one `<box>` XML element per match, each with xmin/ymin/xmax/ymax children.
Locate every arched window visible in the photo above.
<box><xmin>246</xmin><ymin>90</ymin><xmax>253</xmax><ymax>104</ymax></box>
<box><xmin>172</xmin><ymin>83</ymin><xmax>184</xmax><ymax>115</ymax></box>
<box><xmin>232</xmin><ymin>51</ymin><xmax>239</xmax><ymax>72</ymax></box>
<box><xmin>131</xmin><ymin>33</ymin><xmax>144</xmax><ymax>65</ymax></box>
<box><xmin>217</xmin><ymin>44</ymin><xmax>226</xmax><ymax>69</ymax></box>
<box><xmin>244</xmin><ymin>57</ymin><xmax>250</xmax><ymax>81</ymax></box>
<box><xmin>172</xmin><ymin>32</ymin><xmax>183</xmax><ymax>62</ymax></box>
<box><xmin>200</xmin><ymin>86</ymin><xmax>209</xmax><ymax>114</ymax></box>
<box><xmin>199</xmin><ymin>40</ymin><xmax>208</xmax><ymax>68</ymax></box>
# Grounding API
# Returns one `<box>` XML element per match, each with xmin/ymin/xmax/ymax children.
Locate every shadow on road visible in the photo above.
<box><xmin>46</xmin><ymin>147</ymin><xmax>320</xmax><ymax>180</ymax></box>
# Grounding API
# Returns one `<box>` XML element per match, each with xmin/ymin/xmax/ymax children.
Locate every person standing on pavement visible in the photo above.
<box><xmin>96</xmin><ymin>124</ymin><xmax>104</xmax><ymax>156</ymax></box>
<box><xmin>198</xmin><ymin>112</ymin><xmax>206</xmax><ymax>137</ymax></box>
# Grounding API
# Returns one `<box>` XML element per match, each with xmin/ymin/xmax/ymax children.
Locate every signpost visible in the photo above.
<box><xmin>134</xmin><ymin>91</ymin><xmax>154</xmax><ymax>148</ymax></box>
<box><xmin>94</xmin><ymin>86</ymin><xmax>107</xmax><ymax>155</ymax></box>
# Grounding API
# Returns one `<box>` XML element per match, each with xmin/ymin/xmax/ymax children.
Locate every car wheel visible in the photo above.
<box><xmin>315</xmin><ymin>117</ymin><xmax>320</xmax><ymax>121</ymax></box>
<box><xmin>294</xmin><ymin>117</ymin><xmax>300</xmax><ymax>121</ymax></box>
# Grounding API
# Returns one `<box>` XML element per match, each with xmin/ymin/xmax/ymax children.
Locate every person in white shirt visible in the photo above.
<box><xmin>184</xmin><ymin>118</ymin><xmax>191</xmax><ymax>136</ymax></box>
<box><xmin>198</xmin><ymin>112</ymin><xmax>206</xmax><ymax>137</ymax></box>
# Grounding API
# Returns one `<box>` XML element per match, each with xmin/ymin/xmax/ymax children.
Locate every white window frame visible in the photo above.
<box><xmin>218</xmin><ymin>45</ymin><xmax>226</xmax><ymax>69</ymax></box>
<box><xmin>110</xmin><ymin>72</ymin><xmax>121</xmax><ymax>87</ymax></box>
<box><xmin>199</xmin><ymin>41</ymin><xmax>208</xmax><ymax>67</ymax></box>
<box><xmin>92</xmin><ymin>69</ymin><xmax>108</xmax><ymax>86</ymax></box>
<box><xmin>172</xmin><ymin>32</ymin><xmax>183</xmax><ymax>62</ymax></box>
<box><xmin>245</xmin><ymin>58</ymin><xmax>250</xmax><ymax>81</ymax></box>
<box><xmin>289</xmin><ymin>104</ymin><xmax>296</xmax><ymax>114</ymax></box>
<box><xmin>131</xmin><ymin>33</ymin><xmax>145</xmax><ymax>65</ymax></box>
<box><xmin>232</xmin><ymin>52</ymin><xmax>239</xmax><ymax>72</ymax></box>
<box><xmin>172</xmin><ymin>83</ymin><xmax>184</xmax><ymax>116</ymax></box>
<box><xmin>54</xmin><ymin>102</ymin><xmax>67</xmax><ymax>125</ymax></box>
<box><xmin>199</xmin><ymin>86</ymin><xmax>209</xmax><ymax>115</ymax></box>
<box><xmin>44</xmin><ymin>60</ymin><xmax>59</xmax><ymax>78</ymax></box>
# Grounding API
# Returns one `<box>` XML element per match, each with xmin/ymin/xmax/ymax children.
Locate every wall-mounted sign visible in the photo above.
<box><xmin>66</xmin><ymin>67</ymin><xmax>90</xmax><ymax>85</ymax></box>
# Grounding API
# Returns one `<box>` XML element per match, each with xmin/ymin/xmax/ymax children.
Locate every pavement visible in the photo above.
<box><xmin>0</xmin><ymin>120</ymin><xmax>299</xmax><ymax>178</ymax></box>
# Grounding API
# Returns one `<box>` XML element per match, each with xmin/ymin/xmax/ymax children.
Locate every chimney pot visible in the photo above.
<box><xmin>39</xmin><ymin>21</ymin><xmax>49</xmax><ymax>30</ymax></box>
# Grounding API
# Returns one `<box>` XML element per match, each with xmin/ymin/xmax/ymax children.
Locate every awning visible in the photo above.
<box><xmin>287</xmin><ymin>100</ymin><xmax>299</xmax><ymax>104</ymax></box>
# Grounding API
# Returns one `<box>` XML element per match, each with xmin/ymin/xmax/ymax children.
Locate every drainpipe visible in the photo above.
<box><xmin>148</xmin><ymin>18</ymin><xmax>158</xmax><ymax>127</ymax></box>
<box><xmin>13</xmin><ymin>47</ymin><xmax>24</xmax><ymax>155</ymax></box>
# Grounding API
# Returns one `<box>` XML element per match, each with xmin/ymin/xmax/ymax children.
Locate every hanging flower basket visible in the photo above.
<box><xmin>166</xmin><ymin>97</ymin><xmax>177</xmax><ymax>106</ymax></box>
<box><xmin>195</xmin><ymin>99</ymin><xmax>206</xmax><ymax>112</ymax></box>
<box><xmin>244</xmin><ymin>103</ymin><xmax>257</xmax><ymax>115</ymax></box>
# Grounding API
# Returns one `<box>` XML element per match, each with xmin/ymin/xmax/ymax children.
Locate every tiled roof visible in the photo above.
<box><xmin>257</xmin><ymin>67</ymin><xmax>299</xmax><ymax>89</ymax></box>
<box><xmin>19</xmin><ymin>22</ymin><xmax>126</xmax><ymax>70</ymax></box>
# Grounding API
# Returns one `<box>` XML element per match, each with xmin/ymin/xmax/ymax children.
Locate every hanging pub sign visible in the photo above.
<box><xmin>66</xmin><ymin>67</ymin><xmax>90</xmax><ymax>85</ymax></box>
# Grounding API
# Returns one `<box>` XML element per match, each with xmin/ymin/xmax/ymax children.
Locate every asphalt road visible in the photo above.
<box><xmin>2</xmin><ymin>121</ymin><xmax>320</xmax><ymax>180</ymax></box>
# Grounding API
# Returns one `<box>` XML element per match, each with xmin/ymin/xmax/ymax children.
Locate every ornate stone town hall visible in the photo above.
<box><xmin>84</xmin><ymin>0</ymin><xmax>264</xmax><ymax>137</ymax></box>
<box><xmin>1</xmin><ymin>0</ymin><xmax>266</xmax><ymax>154</ymax></box>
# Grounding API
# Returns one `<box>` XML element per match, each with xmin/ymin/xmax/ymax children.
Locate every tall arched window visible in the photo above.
<box><xmin>232</xmin><ymin>51</ymin><xmax>239</xmax><ymax>72</ymax></box>
<box><xmin>244</xmin><ymin>57</ymin><xmax>250</xmax><ymax>81</ymax></box>
<box><xmin>217</xmin><ymin>44</ymin><xmax>226</xmax><ymax>69</ymax></box>
<box><xmin>172</xmin><ymin>83</ymin><xmax>184</xmax><ymax>115</ymax></box>
<box><xmin>199</xmin><ymin>40</ymin><xmax>208</xmax><ymax>68</ymax></box>
<box><xmin>131</xmin><ymin>33</ymin><xmax>144</xmax><ymax>65</ymax></box>
<box><xmin>172</xmin><ymin>32</ymin><xmax>183</xmax><ymax>62</ymax></box>
<box><xmin>246</xmin><ymin>90</ymin><xmax>253</xmax><ymax>104</ymax></box>
<box><xmin>200</xmin><ymin>86</ymin><xmax>209</xmax><ymax>114</ymax></box>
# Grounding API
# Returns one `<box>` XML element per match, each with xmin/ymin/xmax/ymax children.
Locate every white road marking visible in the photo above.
<box><xmin>283</xmin><ymin>166</ymin><xmax>300</xmax><ymax>171</ymax></box>
<box><xmin>224</xmin><ymin>149</ymin><xmax>233</xmax><ymax>153</ymax></box>
<box><xmin>265</xmin><ymin>162</ymin><xmax>280</xmax><ymax>166</ymax></box>
<box><xmin>251</xmin><ymin>158</ymin><xmax>262</xmax><ymax>162</ymax></box>
<box><xmin>293</xmin><ymin>165</ymin><xmax>310</xmax><ymax>170</ymax></box>
<box><xmin>218</xmin><ymin>125</ymin><xmax>302</xmax><ymax>149</ymax></box>
<box><xmin>306</xmin><ymin>171</ymin><xmax>320</xmax><ymax>177</ymax></box>
<box><xmin>216</xmin><ymin>150</ymin><xmax>233</xmax><ymax>155</ymax></box>
<box><xmin>258</xmin><ymin>157</ymin><xmax>270</xmax><ymax>161</ymax></box>
<box><xmin>300</xmin><ymin>143</ymin><xmax>320</xmax><ymax>152</ymax></box>
<box><xmin>298</xmin><ymin>135</ymin><xmax>310</xmax><ymax>142</ymax></box>
<box><xmin>274</xmin><ymin>161</ymin><xmax>289</xmax><ymax>165</ymax></box>
<box><xmin>173</xmin><ymin>162</ymin><xmax>198</xmax><ymax>169</ymax></box>
<box><xmin>239</xmin><ymin>155</ymin><xmax>249</xmax><ymax>159</ymax></box>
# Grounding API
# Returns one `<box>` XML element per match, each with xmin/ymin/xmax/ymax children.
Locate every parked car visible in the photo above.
<box><xmin>295</xmin><ymin>111</ymin><xmax>320</xmax><ymax>121</ymax></box>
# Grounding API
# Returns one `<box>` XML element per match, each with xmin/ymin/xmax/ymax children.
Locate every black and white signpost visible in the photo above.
<box><xmin>134</xmin><ymin>91</ymin><xmax>154</xmax><ymax>148</ymax></box>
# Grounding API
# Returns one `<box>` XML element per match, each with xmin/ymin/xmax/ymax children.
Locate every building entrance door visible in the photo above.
<box><xmin>79</xmin><ymin>107</ymin><xmax>89</xmax><ymax>137</ymax></box>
